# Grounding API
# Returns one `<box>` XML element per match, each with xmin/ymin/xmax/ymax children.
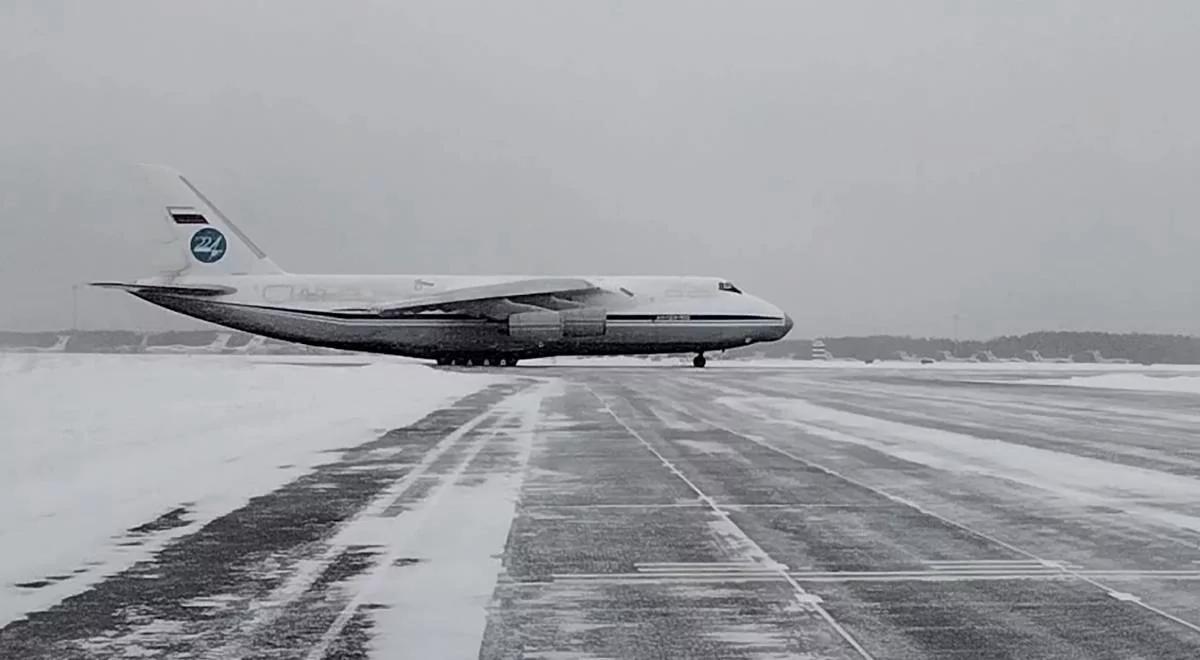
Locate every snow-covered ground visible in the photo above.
<box><xmin>722</xmin><ymin>359</ymin><xmax>1200</xmax><ymax>373</ymax></box>
<box><xmin>1019</xmin><ymin>373</ymin><xmax>1200</xmax><ymax>394</ymax></box>
<box><xmin>0</xmin><ymin>352</ymin><xmax>498</xmax><ymax>625</ymax></box>
<box><xmin>532</xmin><ymin>355</ymin><xmax>1200</xmax><ymax>372</ymax></box>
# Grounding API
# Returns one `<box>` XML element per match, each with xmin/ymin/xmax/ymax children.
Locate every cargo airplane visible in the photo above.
<box><xmin>94</xmin><ymin>166</ymin><xmax>793</xmax><ymax>367</ymax></box>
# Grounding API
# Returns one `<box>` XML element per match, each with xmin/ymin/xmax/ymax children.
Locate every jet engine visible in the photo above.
<box><xmin>508</xmin><ymin>308</ymin><xmax>607</xmax><ymax>340</ymax></box>
<box><xmin>561</xmin><ymin>307</ymin><xmax>607</xmax><ymax>337</ymax></box>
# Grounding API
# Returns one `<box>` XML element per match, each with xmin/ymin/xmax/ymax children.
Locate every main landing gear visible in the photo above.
<box><xmin>436</xmin><ymin>356</ymin><xmax>519</xmax><ymax>367</ymax></box>
<box><xmin>692</xmin><ymin>354</ymin><xmax>707</xmax><ymax>368</ymax></box>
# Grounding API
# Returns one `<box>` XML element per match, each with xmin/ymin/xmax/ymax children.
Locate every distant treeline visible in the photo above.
<box><xmin>728</xmin><ymin>331</ymin><xmax>1200</xmax><ymax>364</ymax></box>
<box><xmin>4</xmin><ymin>329</ymin><xmax>1200</xmax><ymax>364</ymax></box>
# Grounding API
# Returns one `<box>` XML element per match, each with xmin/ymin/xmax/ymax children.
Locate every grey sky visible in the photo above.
<box><xmin>2</xmin><ymin>1</ymin><xmax>1199</xmax><ymax>338</ymax></box>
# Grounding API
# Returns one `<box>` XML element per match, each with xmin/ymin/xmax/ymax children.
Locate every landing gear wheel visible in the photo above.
<box><xmin>693</xmin><ymin>354</ymin><xmax>707</xmax><ymax>368</ymax></box>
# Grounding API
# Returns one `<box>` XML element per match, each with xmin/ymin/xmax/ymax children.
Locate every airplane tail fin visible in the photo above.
<box><xmin>138</xmin><ymin>164</ymin><xmax>284</xmax><ymax>278</ymax></box>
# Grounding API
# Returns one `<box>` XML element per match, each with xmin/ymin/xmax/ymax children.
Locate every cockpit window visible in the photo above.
<box><xmin>718</xmin><ymin>281</ymin><xmax>742</xmax><ymax>294</ymax></box>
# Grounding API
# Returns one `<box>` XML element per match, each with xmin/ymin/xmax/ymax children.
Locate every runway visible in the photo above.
<box><xmin>4</xmin><ymin>363</ymin><xmax>1200</xmax><ymax>658</ymax></box>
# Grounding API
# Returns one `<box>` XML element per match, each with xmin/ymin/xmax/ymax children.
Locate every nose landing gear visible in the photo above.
<box><xmin>692</xmin><ymin>354</ymin><xmax>707</xmax><ymax>368</ymax></box>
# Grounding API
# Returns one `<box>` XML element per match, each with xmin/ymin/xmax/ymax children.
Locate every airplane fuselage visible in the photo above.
<box><xmin>133</xmin><ymin>273</ymin><xmax>793</xmax><ymax>361</ymax></box>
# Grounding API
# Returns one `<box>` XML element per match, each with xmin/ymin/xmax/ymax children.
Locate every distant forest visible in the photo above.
<box><xmin>3</xmin><ymin>329</ymin><xmax>1200</xmax><ymax>364</ymax></box>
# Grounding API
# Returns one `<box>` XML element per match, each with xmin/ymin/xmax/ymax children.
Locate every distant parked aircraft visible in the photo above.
<box><xmin>145</xmin><ymin>332</ymin><xmax>234</xmax><ymax>354</ymax></box>
<box><xmin>229</xmin><ymin>335</ymin><xmax>268</xmax><ymax>354</ymax></box>
<box><xmin>1022</xmin><ymin>350</ymin><xmax>1072</xmax><ymax>364</ymax></box>
<box><xmin>14</xmin><ymin>334</ymin><xmax>69</xmax><ymax>353</ymax></box>
<box><xmin>811</xmin><ymin>339</ymin><xmax>858</xmax><ymax>362</ymax></box>
<box><xmin>935</xmin><ymin>350</ymin><xmax>980</xmax><ymax>363</ymax></box>
<box><xmin>974</xmin><ymin>350</ymin><xmax>1023</xmax><ymax>363</ymax></box>
<box><xmin>1076</xmin><ymin>350</ymin><xmax>1132</xmax><ymax>364</ymax></box>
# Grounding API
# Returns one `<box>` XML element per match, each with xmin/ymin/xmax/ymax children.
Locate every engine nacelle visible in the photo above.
<box><xmin>508</xmin><ymin>311</ymin><xmax>564</xmax><ymax>341</ymax></box>
<box><xmin>561</xmin><ymin>307</ymin><xmax>607</xmax><ymax>337</ymax></box>
<box><xmin>507</xmin><ymin>308</ymin><xmax>607</xmax><ymax>340</ymax></box>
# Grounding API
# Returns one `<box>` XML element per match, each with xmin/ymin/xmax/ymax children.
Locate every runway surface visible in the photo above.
<box><xmin>4</xmin><ymin>364</ymin><xmax>1200</xmax><ymax>658</ymax></box>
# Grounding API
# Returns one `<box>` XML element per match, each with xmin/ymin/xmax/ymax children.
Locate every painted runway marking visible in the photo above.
<box><xmin>553</xmin><ymin>565</ymin><xmax>1200</xmax><ymax>585</ymax></box>
<box><xmin>521</xmin><ymin>502</ymin><xmax>708</xmax><ymax>509</ymax></box>
<box><xmin>682</xmin><ymin>389</ymin><xmax>1200</xmax><ymax>639</ymax></box>
<box><xmin>586</xmin><ymin>384</ymin><xmax>877</xmax><ymax>660</ymax></box>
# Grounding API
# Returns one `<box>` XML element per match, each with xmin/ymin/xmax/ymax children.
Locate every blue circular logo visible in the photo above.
<box><xmin>190</xmin><ymin>228</ymin><xmax>227</xmax><ymax>263</ymax></box>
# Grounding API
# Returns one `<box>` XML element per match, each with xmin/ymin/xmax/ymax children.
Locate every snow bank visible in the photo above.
<box><xmin>1019</xmin><ymin>373</ymin><xmax>1200</xmax><ymax>394</ymax></box>
<box><xmin>0</xmin><ymin>353</ymin><xmax>498</xmax><ymax>625</ymax></box>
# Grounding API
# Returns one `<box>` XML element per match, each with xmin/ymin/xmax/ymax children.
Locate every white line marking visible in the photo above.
<box><xmin>585</xmin><ymin>384</ymin><xmax>877</xmax><ymax>660</ymax></box>
<box><xmin>552</xmin><ymin>574</ymin><xmax>1078</xmax><ymax>585</ymax></box>
<box><xmin>721</xmin><ymin>503</ymin><xmax>901</xmax><ymax>509</ymax></box>
<box><xmin>687</xmin><ymin>396</ymin><xmax>1200</xmax><ymax>638</ymax></box>
<box><xmin>637</xmin><ymin>561</ymin><xmax>775</xmax><ymax>568</ymax></box>
<box><xmin>552</xmin><ymin>567</ymin><xmax>1200</xmax><ymax>584</ymax></box>
<box><xmin>523</xmin><ymin>503</ymin><xmax>707</xmax><ymax>509</ymax></box>
<box><xmin>925</xmin><ymin>559</ymin><xmax>1050</xmax><ymax>565</ymax></box>
<box><xmin>567</xmin><ymin>569</ymin><xmax>1069</xmax><ymax>579</ymax></box>
<box><xmin>635</xmin><ymin>568</ymin><xmax>783</xmax><ymax>575</ymax></box>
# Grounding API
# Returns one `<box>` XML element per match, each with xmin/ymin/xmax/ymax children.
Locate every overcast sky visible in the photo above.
<box><xmin>2</xmin><ymin>1</ymin><xmax>1199</xmax><ymax>338</ymax></box>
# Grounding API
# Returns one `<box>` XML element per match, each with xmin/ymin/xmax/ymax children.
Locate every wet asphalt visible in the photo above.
<box><xmin>4</xmin><ymin>365</ymin><xmax>1200</xmax><ymax>658</ymax></box>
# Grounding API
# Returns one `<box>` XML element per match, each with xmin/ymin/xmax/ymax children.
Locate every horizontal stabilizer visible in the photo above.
<box><xmin>90</xmin><ymin>281</ymin><xmax>237</xmax><ymax>297</ymax></box>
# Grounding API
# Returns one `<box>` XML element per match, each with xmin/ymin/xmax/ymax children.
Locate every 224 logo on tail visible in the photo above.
<box><xmin>190</xmin><ymin>228</ymin><xmax>227</xmax><ymax>263</ymax></box>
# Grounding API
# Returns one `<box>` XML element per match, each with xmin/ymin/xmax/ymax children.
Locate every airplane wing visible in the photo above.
<box><xmin>335</xmin><ymin>277</ymin><xmax>602</xmax><ymax>320</ymax></box>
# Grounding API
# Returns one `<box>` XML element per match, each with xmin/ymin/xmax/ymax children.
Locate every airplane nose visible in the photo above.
<box><xmin>783</xmin><ymin>313</ymin><xmax>794</xmax><ymax>335</ymax></box>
